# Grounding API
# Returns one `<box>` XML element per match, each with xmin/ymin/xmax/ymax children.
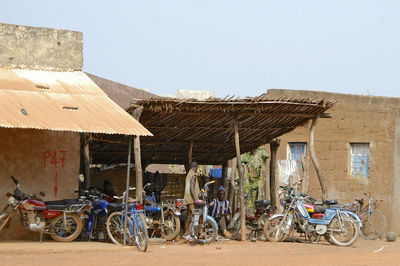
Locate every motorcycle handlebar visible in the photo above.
<box><xmin>11</xmin><ymin>176</ymin><xmax>18</xmax><ymax>185</ymax></box>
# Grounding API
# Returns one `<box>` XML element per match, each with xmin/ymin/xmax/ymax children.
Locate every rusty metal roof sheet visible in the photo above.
<box><xmin>0</xmin><ymin>69</ymin><xmax>152</xmax><ymax>136</ymax></box>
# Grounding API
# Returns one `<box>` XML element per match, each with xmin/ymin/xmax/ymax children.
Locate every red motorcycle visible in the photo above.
<box><xmin>0</xmin><ymin>176</ymin><xmax>84</xmax><ymax>241</ymax></box>
<box><xmin>229</xmin><ymin>199</ymin><xmax>275</xmax><ymax>240</ymax></box>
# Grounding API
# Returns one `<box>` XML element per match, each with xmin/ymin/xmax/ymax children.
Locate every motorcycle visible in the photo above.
<box><xmin>82</xmin><ymin>187</ymin><xmax>123</xmax><ymax>241</ymax></box>
<box><xmin>187</xmin><ymin>181</ymin><xmax>218</xmax><ymax>244</ymax></box>
<box><xmin>142</xmin><ymin>183</ymin><xmax>181</xmax><ymax>241</ymax></box>
<box><xmin>264</xmin><ymin>180</ymin><xmax>362</xmax><ymax>247</ymax></box>
<box><xmin>0</xmin><ymin>176</ymin><xmax>86</xmax><ymax>242</ymax></box>
<box><xmin>229</xmin><ymin>198</ymin><xmax>275</xmax><ymax>241</ymax></box>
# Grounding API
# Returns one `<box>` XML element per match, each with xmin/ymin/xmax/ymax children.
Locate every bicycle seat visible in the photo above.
<box><xmin>355</xmin><ymin>198</ymin><xmax>364</xmax><ymax>203</ymax></box>
<box><xmin>323</xmin><ymin>199</ymin><xmax>338</xmax><ymax>205</ymax></box>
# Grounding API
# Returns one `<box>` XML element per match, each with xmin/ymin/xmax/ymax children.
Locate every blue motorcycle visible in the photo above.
<box><xmin>83</xmin><ymin>188</ymin><xmax>122</xmax><ymax>241</ymax></box>
<box><xmin>264</xmin><ymin>180</ymin><xmax>362</xmax><ymax>247</ymax></box>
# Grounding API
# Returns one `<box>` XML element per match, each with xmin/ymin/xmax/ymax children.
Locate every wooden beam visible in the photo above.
<box><xmin>269</xmin><ymin>139</ymin><xmax>280</xmax><ymax>208</ymax></box>
<box><xmin>310</xmin><ymin>117</ymin><xmax>327</xmax><ymax>201</ymax></box>
<box><xmin>145</xmin><ymin>125</ymin><xmax>298</xmax><ymax>131</ymax></box>
<box><xmin>143</xmin><ymin>110</ymin><xmax>331</xmax><ymax>119</ymax></box>
<box><xmin>233</xmin><ymin>113</ymin><xmax>246</xmax><ymax>241</ymax></box>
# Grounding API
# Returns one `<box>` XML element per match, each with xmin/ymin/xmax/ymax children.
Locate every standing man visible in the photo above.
<box><xmin>209</xmin><ymin>186</ymin><xmax>232</xmax><ymax>238</ymax></box>
<box><xmin>183</xmin><ymin>162</ymin><xmax>200</xmax><ymax>238</ymax></box>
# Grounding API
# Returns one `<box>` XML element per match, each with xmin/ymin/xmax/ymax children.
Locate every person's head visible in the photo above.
<box><xmin>103</xmin><ymin>180</ymin><xmax>112</xmax><ymax>193</ymax></box>
<box><xmin>190</xmin><ymin>162</ymin><xmax>198</xmax><ymax>172</ymax></box>
<box><xmin>217</xmin><ymin>186</ymin><xmax>226</xmax><ymax>201</ymax></box>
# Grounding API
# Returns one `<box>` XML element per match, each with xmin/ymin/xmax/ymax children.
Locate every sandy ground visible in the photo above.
<box><xmin>0</xmin><ymin>237</ymin><xmax>399</xmax><ymax>266</ymax></box>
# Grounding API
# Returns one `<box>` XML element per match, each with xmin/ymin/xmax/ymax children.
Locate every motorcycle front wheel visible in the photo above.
<box><xmin>49</xmin><ymin>213</ymin><xmax>82</xmax><ymax>242</ymax></box>
<box><xmin>263</xmin><ymin>216</ymin><xmax>291</xmax><ymax>242</ymax></box>
<box><xmin>160</xmin><ymin>210</ymin><xmax>180</xmax><ymax>241</ymax></box>
<box><xmin>328</xmin><ymin>217</ymin><xmax>359</xmax><ymax>247</ymax></box>
<box><xmin>189</xmin><ymin>218</ymin><xmax>218</xmax><ymax>244</ymax></box>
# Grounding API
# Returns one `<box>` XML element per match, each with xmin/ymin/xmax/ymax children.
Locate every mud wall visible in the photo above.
<box><xmin>0</xmin><ymin>128</ymin><xmax>80</xmax><ymax>239</ymax></box>
<box><xmin>267</xmin><ymin>89</ymin><xmax>399</xmax><ymax>232</ymax></box>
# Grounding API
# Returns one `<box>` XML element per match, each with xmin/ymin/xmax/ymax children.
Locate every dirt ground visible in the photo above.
<box><xmin>0</xmin><ymin>238</ymin><xmax>399</xmax><ymax>266</ymax></box>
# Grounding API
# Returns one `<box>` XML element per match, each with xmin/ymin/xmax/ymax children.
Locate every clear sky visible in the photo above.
<box><xmin>1</xmin><ymin>1</ymin><xmax>399</xmax><ymax>97</ymax></box>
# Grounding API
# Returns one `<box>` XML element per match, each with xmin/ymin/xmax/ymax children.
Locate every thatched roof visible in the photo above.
<box><xmin>90</xmin><ymin>94</ymin><xmax>334</xmax><ymax>165</ymax></box>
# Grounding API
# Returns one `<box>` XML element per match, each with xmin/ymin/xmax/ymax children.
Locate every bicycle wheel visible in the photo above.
<box><xmin>106</xmin><ymin>211</ymin><xmax>133</xmax><ymax>245</ymax></box>
<box><xmin>360</xmin><ymin>210</ymin><xmax>386</xmax><ymax>240</ymax></box>
<box><xmin>132</xmin><ymin>213</ymin><xmax>148</xmax><ymax>252</ymax></box>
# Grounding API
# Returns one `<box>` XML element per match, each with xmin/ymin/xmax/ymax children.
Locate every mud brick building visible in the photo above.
<box><xmin>267</xmin><ymin>89</ymin><xmax>400</xmax><ymax>233</ymax></box>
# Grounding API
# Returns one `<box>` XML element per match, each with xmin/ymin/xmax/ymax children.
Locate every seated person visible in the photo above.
<box><xmin>209</xmin><ymin>186</ymin><xmax>232</xmax><ymax>238</ymax></box>
<box><xmin>102</xmin><ymin>180</ymin><xmax>116</xmax><ymax>203</ymax></box>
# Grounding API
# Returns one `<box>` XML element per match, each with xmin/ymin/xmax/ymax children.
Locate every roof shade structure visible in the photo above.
<box><xmin>90</xmin><ymin>94</ymin><xmax>334</xmax><ymax>165</ymax></box>
<box><xmin>0</xmin><ymin>69</ymin><xmax>152</xmax><ymax>136</ymax></box>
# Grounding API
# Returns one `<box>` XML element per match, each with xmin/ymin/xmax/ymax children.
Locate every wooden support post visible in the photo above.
<box><xmin>81</xmin><ymin>134</ymin><xmax>91</xmax><ymax>189</ymax></box>
<box><xmin>222</xmin><ymin>160</ymin><xmax>229</xmax><ymax>191</ymax></box>
<box><xmin>185</xmin><ymin>141</ymin><xmax>194</xmax><ymax>173</ymax></box>
<box><xmin>310</xmin><ymin>117</ymin><xmax>327</xmax><ymax>200</ymax></box>
<box><xmin>134</xmin><ymin>136</ymin><xmax>143</xmax><ymax>202</ymax></box>
<box><xmin>233</xmin><ymin>114</ymin><xmax>246</xmax><ymax>241</ymax></box>
<box><xmin>269</xmin><ymin>139</ymin><xmax>280</xmax><ymax>208</ymax></box>
<box><xmin>131</xmin><ymin>106</ymin><xmax>144</xmax><ymax>202</ymax></box>
<box><xmin>229</xmin><ymin>158</ymin><xmax>237</xmax><ymax>211</ymax></box>
<box><xmin>263</xmin><ymin>156</ymin><xmax>270</xmax><ymax>200</ymax></box>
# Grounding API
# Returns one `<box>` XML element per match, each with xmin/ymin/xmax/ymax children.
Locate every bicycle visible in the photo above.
<box><xmin>106</xmin><ymin>188</ymin><xmax>149</xmax><ymax>252</ymax></box>
<box><xmin>345</xmin><ymin>193</ymin><xmax>386</xmax><ymax>240</ymax></box>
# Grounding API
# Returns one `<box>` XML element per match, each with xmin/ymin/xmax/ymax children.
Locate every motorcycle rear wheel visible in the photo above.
<box><xmin>328</xmin><ymin>217</ymin><xmax>359</xmax><ymax>247</ymax></box>
<box><xmin>160</xmin><ymin>210</ymin><xmax>180</xmax><ymax>241</ymax></box>
<box><xmin>49</xmin><ymin>213</ymin><xmax>82</xmax><ymax>242</ymax></box>
<box><xmin>263</xmin><ymin>216</ymin><xmax>291</xmax><ymax>242</ymax></box>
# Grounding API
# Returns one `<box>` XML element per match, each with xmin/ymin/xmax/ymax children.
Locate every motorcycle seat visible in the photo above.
<box><xmin>314</xmin><ymin>205</ymin><xmax>327</xmax><ymax>213</ymax></box>
<box><xmin>46</xmin><ymin>199</ymin><xmax>80</xmax><ymax>210</ymax></box>
<box><xmin>194</xmin><ymin>200</ymin><xmax>206</xmax><ymax>207</ymax></box>
<box><xmin>106</xmin><ymin>203</ymin><xmax>123</xmax><ymax>213</ymax></box>
<box><xmin>45</xmin><ymin>199</ymin><xmax>79</xmax><ymax>206</ymax></box>
<box><xmin>254</xmin><ymin>200</ymin><xmax>271</xmax><ymax>209</ymax></box>
<box><xmin>323</xmin><ymin>199</ymin><xmax>338</xmax><ymax>205</ymax></box>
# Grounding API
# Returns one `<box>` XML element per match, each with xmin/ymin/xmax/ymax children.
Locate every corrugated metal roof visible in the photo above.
<box><xmin>0</xmin><ymin>69</ymin><xmax>152</xmax><ymax>136</ymax></box>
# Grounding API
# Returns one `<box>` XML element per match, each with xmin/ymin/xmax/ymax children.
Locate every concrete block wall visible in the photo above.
<box><xmin>0</xmin><ymin>23</ymin><xmax>83</xmax><ymax>71</ymax></box>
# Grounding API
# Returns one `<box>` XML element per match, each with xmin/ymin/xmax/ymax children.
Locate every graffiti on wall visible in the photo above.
<box><xmin>43</xmin><ymin>151</ymin><xmax>67</xmax><ymax>198</ymax></box>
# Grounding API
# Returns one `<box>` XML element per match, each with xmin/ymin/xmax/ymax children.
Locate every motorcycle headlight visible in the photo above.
<box><xmin>8</xmin><ymin>196</ymin><xmax>18</xmax><ymax>207</ymax></box>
